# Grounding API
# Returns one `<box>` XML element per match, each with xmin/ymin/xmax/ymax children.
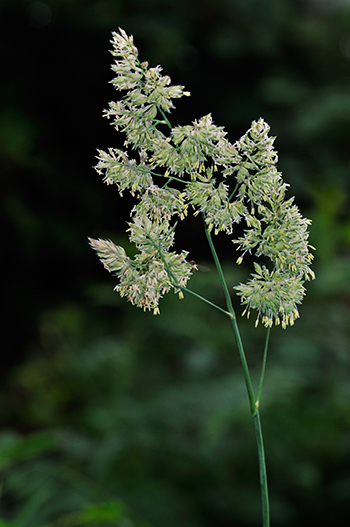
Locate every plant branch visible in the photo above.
<box><xmin>157</xmin><ymin>107</ymin><xmax>172</xmax><ymax>129</ymax></box>
<box><xmin>180</xmin><ymin>286</ymin><xmax>234</xmax><ymax>317</ymax></box>
<box><xmin>204</xmin><ymin>227</ymin><xmax>256</xmax><ymax>414</ymax></box>
<box><xmin>205</xmin><ymin>226</ymin><xmax>270</xmax><ymax>527</ymax></box>
<box><xmin>256</xmin><ymin>327</ymin><xmax>271</xmax><ymax>408</ymax></box>
<box><xmin>144</xmin><ymin>232</ymin><xmax>233</xmax><ymax>318</ymax></box>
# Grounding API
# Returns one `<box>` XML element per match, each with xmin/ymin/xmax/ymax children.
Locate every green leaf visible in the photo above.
<box><xmin>0</xmin><ymin>431</ymin><xmax>57</xmax><ymax>470</ymax></box>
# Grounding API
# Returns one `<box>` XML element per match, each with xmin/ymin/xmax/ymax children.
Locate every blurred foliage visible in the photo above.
<box><xmin>1</xmin><ymin>0</ymin><xmax>350</xmax><ymax>526</ymax></box>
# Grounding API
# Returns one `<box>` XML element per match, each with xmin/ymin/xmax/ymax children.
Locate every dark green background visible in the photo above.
<box><xmin>1</xmin><ymin>1</ymin><xmax>350</xmax><ymax>526</ymax></box>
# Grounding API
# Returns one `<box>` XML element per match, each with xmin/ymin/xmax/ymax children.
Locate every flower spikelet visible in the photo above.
<box><xmin>89</xmin><ymin>217</ymin><xmax>193</xmax><ymax>313</ymax></box>
<box><xmin>132</xmin><ymin>186</ymin><xmax>187</xmax><ymax>222</ymax></box>
<box><xmin>235</xmin><ymin>263</ymin><xmax>305</xmax><ymax>328</ymax></box>
<box><xmin>95</xmin><ymin>148</ymin><xmax>153</xmax><ymax>196</ymax></box>
<box><xmin>171</xmin><ymin>114</ymin><xmax>227</xmax><ymax>174</ymax></box>
<box><xmin>232</xmin><ymin>119</ymin><xmax>315</xmax><ymax>327</ymax></box>
<box><xmin>88</xmin><ymin>238</ymin><xmax>130</xmax><ymax>274</ymax></box>
<box><xmin>115</xmin><ymin>222</ymin><xmax>193</xmax><ymax>312</ymax></box>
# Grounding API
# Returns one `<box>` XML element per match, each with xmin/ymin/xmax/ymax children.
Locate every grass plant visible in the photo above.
<box><xmin>90</xmin><ymin>29</ymin><xmax>315</xmax><ymax>527</ymax></box>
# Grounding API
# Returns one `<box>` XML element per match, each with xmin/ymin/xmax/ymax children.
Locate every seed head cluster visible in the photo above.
<box><xmin>89</xmin><ymin>29</ymin><xmax>315</xmax><ymax>326</ymax></box>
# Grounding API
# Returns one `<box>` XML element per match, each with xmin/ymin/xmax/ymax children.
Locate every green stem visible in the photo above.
<box><xmin>256</xmin><ymin>327</ymin><xmax>271</xmax><ymax>408</ymax></box>
<box><xmin>146</xmin><ymin>226</ymin><xmax>270</xmax><ymax>527</ymax></box>
<box><xmin>205</xmin><ymin>227</ymin><xmax>270</xmax><ymax>527</ymax></box>
<box><xmin>144</xmin><ymin>232</ymin><xmax>232</xmax><ymax>318</ymax></box>
<box><xmin>121</xmin><ymin>160</ymin><xmax>185</xmax><ymax>185</ymax></box>
<box><xmin>254</xmin><ymin>410</ymin><xmax>270</xmax><ymax>527</ymax></box>
<box><xmin>180</xmin><ymin>286</ymin><xmax>233</xmax><ymax>317</ymax></box>
<box><xmin>228</xmin><ymin>181</ymin><xmax>239</xmax><ymax>202</ymax></box>
<box><xmin>204</xmin><ymin>227</ymin><xmax>256</xmax><ymax>414</ymax></box>
<box><xmin>157</xmin><ymin>107</ymin><xmax>172</xmax><ymax>129</ymax></box>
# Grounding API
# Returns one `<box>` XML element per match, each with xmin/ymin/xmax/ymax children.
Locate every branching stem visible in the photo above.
<box><xmin>157</xmin><ymin>107</ymin><xmax>172</xmax><ymax>129</ymax></box>
<box><xmin>205</xmin><ymin>226</ymin><xmax>270</xmax><ymax>527</ymax></box>
<box><xmin>144</xmin><ymin>232</ymin><xmax>232</xmax><ymax>318</ymax></box>
<box><xmin>256</xmin><ymin>326</ymin><xmax>271</xmax><ymax>407</ymax></box>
